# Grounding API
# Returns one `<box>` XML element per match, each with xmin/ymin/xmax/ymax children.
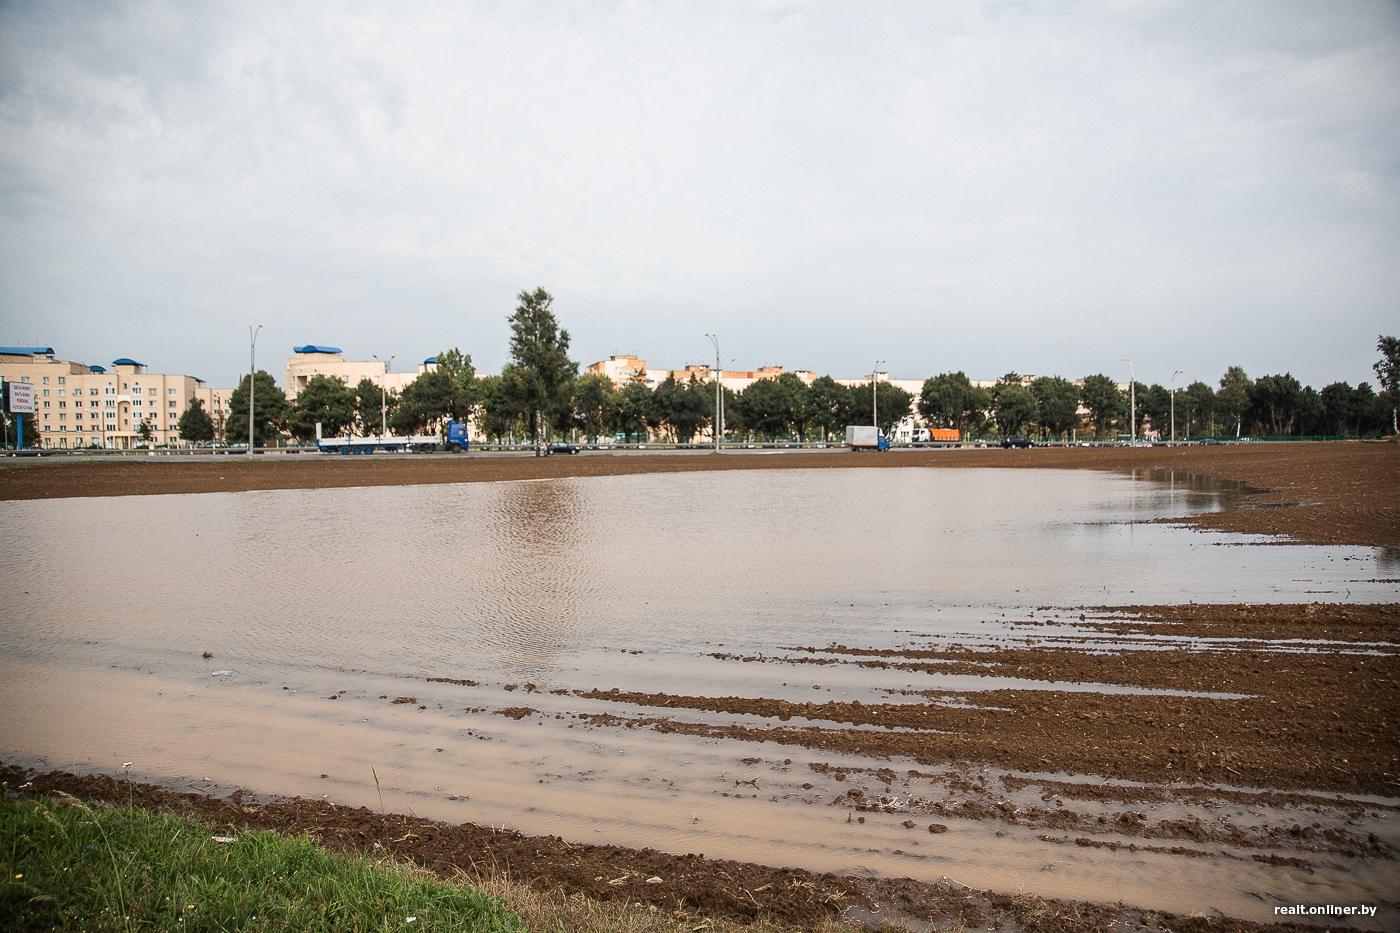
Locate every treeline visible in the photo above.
<box><xmin>209</xmin><ymin>290</ymin><xmax>1400</xmax><ymax>444</ymax></box>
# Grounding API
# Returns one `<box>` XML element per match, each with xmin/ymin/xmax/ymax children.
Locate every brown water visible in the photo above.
<box><xmin>2</xmin><ymin>468</ymin><xmax>1397</xmax><ymax>925</ymax></box>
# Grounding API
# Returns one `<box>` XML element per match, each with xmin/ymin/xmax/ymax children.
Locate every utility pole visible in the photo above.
<box><xmin>1171</xmin><ymin>369</ymin><xmax>1183</xmax><ymax>445</ymax></box>
<box><xmin>873</xmin><ymin>361</ymin><xmax>885</xmax><ymax>434</ymax></box>
<box><xmin>249</xmin><ymin>325</ymin><xmax>262</xmax><ymax>455</ymax></box>
<box><xmin>706</xmin><ymin>334</ymin><xmax>721</xmax><ymax>452</ymax></box>
<box><xmin>1120</xmin><ymin>357</ymin><xmax>1134</xmax><ymax>445</ymax></box>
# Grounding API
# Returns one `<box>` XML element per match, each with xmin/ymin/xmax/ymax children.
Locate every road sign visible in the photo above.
<box><xmin>8</xmin><ymin>381</ymin><xmax>35</xmax><ymax>413</ymax></box>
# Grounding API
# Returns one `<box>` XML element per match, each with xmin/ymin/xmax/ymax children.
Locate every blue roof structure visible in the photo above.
<box><xmin>294</xmin><ymin>345</ymin><xmax>342</xmax><ymax>354</ymax></box>
<box><xmin>424</xmin><ymin>356</ymin><xmax>437</xmax><ymax>364</ymax></box>
<box><xmin>88</xmin><ymin>365</ymin><xmax>107</xmax><ymax>373</ymax></box>
<box><xmin>0</xmin><ymin>346</ymin><xmax>55</xmax><ymax>355</ymax></box>
<box><xmin>112</xmin><ymin>358</ymin><xmax>144</xmax><ymax>366</ymax></box>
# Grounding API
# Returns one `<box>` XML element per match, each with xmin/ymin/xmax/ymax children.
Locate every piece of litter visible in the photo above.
<box><xmin>406</xmin><ymin>918</ymin><xmax>417</xmax><ymax>924</ymax></box>
<box><xmin>212</xmin><ymin>836</ymin><xmax>236</xmax><ymax>843</ymax></box>
<box><xmin>645</xmin><ymin>876</ymin><xmax>663</xmax><ymax>884</ymax></box>
<box><xmin>211</xmin><ymin>671</ymin><xmax>233</xmax><ymax>677</ymax></box>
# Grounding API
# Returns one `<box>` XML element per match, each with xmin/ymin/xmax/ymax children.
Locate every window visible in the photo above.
<box><xmin>133</xmin><ymin>400</ymin><xmax>142</xmax><ymax>406</ymax></box>
<box><xmin>58</xmin><ymin>377</ymin><xmax>65</xmax><ymax>384</ymax></box>
<box><xmin>58</xmin><ymin>401</ymin><xmax>65</xmax><ymax>408</ymax></box>
<box><xmin>42</xmin><ymin>377</ymin><xmax>49</xmax><ymax>384</ymax></box>
<box><xmin>133</xmin><ymin>387</ymin><xmax>142</xmax><ymax>395</ymax></box>
<box><xmin>58</xmin><ymin>388</ymin><xmax>65</xmax><ymax>396</ymax></box>
<box><xmin>90</xmin><ymin>401</ymin><xmax>98</xmax><ymax>407</ymax></box>
<box><xmin>106</xmin><ymin>387</ymin><xmax>115</xmax><ymax>395</ymax></box>
<box><xmin>169</xmin><ymin>388</ymin><xmax>176</xmax><ymax>395</ymax></box>
<box><xmin>43</xmin><ymin>389</ymin><xmax>50</xmax><ymax>396</ymax></box>
<box><xmin>43</xmin><ymin>401</ymin><xmax>50</xmax><ymax>408</ymax></box>
<box><xmin>169</xmin><ymin>400</ymin><xmax>176</xmax><ymax>407</ymax></box>
<box><xmin>105</xmin><ymin>400</ymin><xmax>114</xmax><ymax>407</ymax></box>
<box><xmin>90</xmin><ymin>388</ymin><xmax>98</xmax><ymax>395</ymax></box>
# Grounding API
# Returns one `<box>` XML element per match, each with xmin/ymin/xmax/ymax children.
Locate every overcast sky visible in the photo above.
<box><xmin>2</xmin><ymin>1</ymin><xmax>1397</xmax><ymax>389</ymax></box>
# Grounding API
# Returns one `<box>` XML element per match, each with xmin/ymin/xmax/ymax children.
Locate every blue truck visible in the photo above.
<box><xmin>315</xmin><ymin>420</ymin><xmax>469</xmax><ymax>454</ymax></box>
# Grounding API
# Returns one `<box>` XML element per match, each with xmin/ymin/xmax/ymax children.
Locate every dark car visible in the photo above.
<box><xmin>545</xmin><ymin>442</ymin><xmax>579</xmax><ymax>455</ymax></box>
<box><xmin>1001</xmin><ymin>435</ymin><xmax>1033</xmax><ymax>448</ymax></box>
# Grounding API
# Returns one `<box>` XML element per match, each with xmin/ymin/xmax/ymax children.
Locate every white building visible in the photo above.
<box><xmin>284</xmin><ymin>345</ymin><xmax>431</xmax><ymax>399</ymax></box>
<box><xmin>0</xmin><ymin>347</ymin><xmax>235</xmax><ymax>449</ymax></box>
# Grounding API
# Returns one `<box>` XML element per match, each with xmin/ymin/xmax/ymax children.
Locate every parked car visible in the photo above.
<box><xmin>545</xmin><ymin>442</ymin><xmax>579</xmax><ymax>455</ymax></box>
<box><xmin>1001</xmin><ymin>435</ymin><xmax>1033</xmax><ymax>448</ymax></box>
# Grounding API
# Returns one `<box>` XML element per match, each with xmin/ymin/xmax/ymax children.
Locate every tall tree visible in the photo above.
<box><xmin>1138</xmin><ymin>383</ymin><xmax>1171</xmax><ymax>439</ymax></box>
<box><xmin>1079</xmin><ymin>374</ymin><xmax>1123</xmax><ymax>438</ymax></box>
<box><xmin>286</xmin><ymin>374</ymin><xmax>356</xmax><ymax>441</ymax></box>
<box><xmin>392</xmin><ymin>369</ymin><xmax>457</xmax><ymax>436</ymax></box>
<box><xmin>507</xmin><ymin>288</ymin><xmax>578</xmax><ymax>442</ymax></box>
<box><xmin>435</xmin><ymin>348</ymin><xmax>478</xmax><ymax>422</ymax></box>
<box><xmin>846</xmin><ymin>381</ymin><xmax>914</xmax><ymax>435</ymax></box>
<box><xmin>737</xmin><ymin>377</ymin><xmax>793</xmax><ymax>439</ymax></box>
<box><xmin>1217</xmin><ymin>366</ymin><xmax>1252</xmax><ymax>437</ymax></box>
<box><xmin>177</xmin><ymin>398</ymin><xmax>215</xmax><ymax>444</ymax></box>
<box><xmin>476</xmin><ymin>372</ymin><xmax>528</xmax><ymax>442</ymax></box>
<box><xmin>573</xmin><ymin>373</ymin><xmax>616</xmax><ymax>442</ymax></box>
<box><xmin>354</xmin><ymin>377</ymin><xmax>395</xmax><ymax>436</ymax></box>
<box><xmin>1181</xmin><ymin>381</ymin><xmax>1216</xmax><ymax>437</ymax></box>
<box><xmin>992</xmin><ymin>374</ymin><xmax>1037</xmax><ymax>435</ymax></box>
<box><xmin>1375</xmin><ymin>335</ymin><xmax>1399</xmax><ymax>434</ymax></box>
<box><xmin>227</xmin><ymin>371</ymin><xmax>287</xmax><ymax>447</ymax></box>
<box><xmin>808</xmin><ymin>376</ymin><xmax>851</xmax><ymax>440</ymax></box>
<box><xmin>1250</xmin><ymin>373</ymin><xmax>1303</xmax><ymax>436</ymax></box>
<box><xmin>1030</xmin><ymin>376</ymin><xmax>1080</xmax><ymax>438</ymax></box>
<box><xmin>616</xmin><ymin>374</ymin><xmax>653</xmax><ymax>442</ymax></box>
<box><xmin>919</xmin><ymin>371</ymin><xmax>988</xmax><ymax>434</ymax></box>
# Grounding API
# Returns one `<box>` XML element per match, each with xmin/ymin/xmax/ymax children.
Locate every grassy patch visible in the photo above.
<box><xmin>1</xmin><ymin>793</ymin><xmax>521</xmax><ymax>932</ymax></box>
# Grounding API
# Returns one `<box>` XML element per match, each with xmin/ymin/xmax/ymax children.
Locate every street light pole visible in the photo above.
<box><xmin>373</xmin><ymin>354</ymin><xmax>395</xmax><ymax>437</ymax></box>
<box><xmin>1120</xmin><ymin>357</ymin><xmax>1134</xmax><ymax>444</ymax></box>
<box><xmin>249</xmin><ymin>324</ymin><xmax>262</xmax><ymax>455</ymax></box>
<box><xmin>706</xmin><ymin>334</ymin><xmax>721</xmax><ymax>452</ymax></box>
<box><xmin>873</xmin><ymin>361</ymin><xmax>885</xmax><ymax>433</ymax></box>
<box><xmin>1170</xmin><ymin>369</ymin><xmax>1183</xmax><ymax>445</ymax></box>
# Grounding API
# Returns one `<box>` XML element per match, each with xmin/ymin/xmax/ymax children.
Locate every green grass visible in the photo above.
<box><xmin>1</xmin><ymin>793</ymin><xmax>523</xmax><ymax>932</ymax></box>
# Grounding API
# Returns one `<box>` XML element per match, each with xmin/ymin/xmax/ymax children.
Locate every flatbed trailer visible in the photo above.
<box><xmin>315</xmin><ymin>420</ymin><xmax>469</xmax><ymax>453</ymax></box>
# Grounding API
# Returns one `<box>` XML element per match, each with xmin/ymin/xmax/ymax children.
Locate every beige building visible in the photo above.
<box><xmin>284</xmin><ymin>345</ymin><xmax>429</xmax><ymax>399</ymax></box>
<box><xmin>585</xmin><ymin>356</ymin><xmax>818</xmax><ymax>393</ymax></box>
<box><xmin>0</xmin><ymin>347</ymin><xmax>235</xmax><ymax>449</ymax></box>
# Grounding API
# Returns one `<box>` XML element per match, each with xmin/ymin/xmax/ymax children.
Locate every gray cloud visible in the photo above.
<box><xmin>2</xmin><ymin>1</ymin><xmax>1397</xmax><ymax>388</ymax></box>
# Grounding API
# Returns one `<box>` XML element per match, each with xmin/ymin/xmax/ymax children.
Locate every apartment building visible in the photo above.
<box><xmin>285</xmin><ymin>345</ymin><xmax>428</xmax><ymax>399</ymax></box>
<box><xmin>0</xmin><ymin>348</ymin><xmax>235</xmax><ymax>449</ymax></box>
<box><xmin>585</xmin><ymin>356</ymin><xmax>818</xmax><ymax>393</ymax></box>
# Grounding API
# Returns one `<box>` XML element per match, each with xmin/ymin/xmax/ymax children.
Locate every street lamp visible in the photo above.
<box><xmin>373</xmin><ymin>354</ymin><xmax>396</xmax><ymax>437</ymax></box>
<box><xmin>1170</xmin><ymin>370</ymin><xmax>1183</xmax><ymax>445</ymax></box>
<box><xmin>873</xmin><ymin>361</ymin><xmax>885</xmax><ymax>433</ymax></box>
<box><xmin>1120</xmin><ymin>357</ymin><xmax>1134</xmax><ymax>445</ymax></box>
<box><xmin>705</xmin><ymin>334</ymin><xmax>722</xmax><ymax>452</ymax></box>
<box><xmin>249</xmin><ymin>324</ymin><xmax>262</xmax><ymax>455</ymax></box>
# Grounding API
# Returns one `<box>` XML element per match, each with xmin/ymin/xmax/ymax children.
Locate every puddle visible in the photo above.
<box><xmin>1</xmin><ymin>467</ymin><xmax>1396</xmax><ymax>925</ymax></box>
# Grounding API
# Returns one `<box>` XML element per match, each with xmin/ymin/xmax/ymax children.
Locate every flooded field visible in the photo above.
<box><xmin>2</xmin><ymin>467</ymin><xmax>1397</xmax><ymax>927</ymax></box>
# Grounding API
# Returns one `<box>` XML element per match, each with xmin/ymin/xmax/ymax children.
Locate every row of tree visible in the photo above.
<box><xmin>184</xmin><ymin>290</ymin><xmax>1400</xmax><ymax>445</ymax></box>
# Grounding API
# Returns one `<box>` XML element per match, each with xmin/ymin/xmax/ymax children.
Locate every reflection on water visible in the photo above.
<box><xmin>1</xmin><ymin>467</ymin><xmax>1396</xmax><ymax>924</ymax></box>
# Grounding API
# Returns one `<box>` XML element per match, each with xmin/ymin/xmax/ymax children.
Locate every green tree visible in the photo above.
<box><xmin>1217</xmin><ymin>366</ymin><xmax>1251</xmax><ymax>437</ymax></box>
<box><xmin>392</xmin><ymin>369</ymin><xmax>457</xmax><ymax>436</ymax></box>
<box><xmin>919</xmin><ymin>372</ymin><xmax>989</xmax><ymax>435</ymax></box>
<box><xmin>1250</xmin><ymin>373</ymin><xmax>1303</xmax><ymax>436</ymax></box>
<box><xmin>616</xmin><ymin>375</ymin><xmax>653</xmax><ymax>442</ymax></box>
<box><xmin>435</xmin><ymin>348</ymin><xmax>478</xmax><ymax>422</ymax></box>
<box><xmin>354</xmin><ymin>377</ymin><xmax>395</xmax><ymax>436</ymax></box>
<box><xmin>475</xmin><ymin>372</ymin><xmax>527</xmax><ymax>442</ymax></box>
<box><xmin>1030</xmin><ymin>376</ymin><xmax>1080</xmax><ymax>438</ymax></box>
<box><xmin>737</xmin><ymin>377</ymin><xmax>793</xmax><ymax>439</ymax></box>
<box><xmin>1375</xmin><ymin>335</ymin><xmax>1399</xmax><ymax>434</ymax></box>
<box><xmin>227</xmin><ymin>371</ymin><xmax>287</xmax><ymax>447</ymax></box>
<box><xmin>507</xmin><ymin>288</ymin><xmax>578</xmax><ymax>442</ymax></box>
<box><xmin>1138</xmin><ymin>383</ymin><xmax>1171</xmax><ymax>439</ymax></box>
<box><xmin>573</xmin><ymin>374</ymin><xmax>616</xmax><ymax>442</ymax></box>
<box><xmin>1079</xmin><ymin>374</ymin><xmax>1123</xmax><ymax>438</ymax></box>
<box><xmin>286</xmin><ymin>374</ymin><xmax>356</xmax><ymax>442</ymax></box>
<box><xmin>650</xmin><ymin>374</ymin><xmax>711</xmax><ymax>443</ymax></box>
<box><xmin>992</xmin><ymin>374</ymin><xmax>1038</xmax><ymax>436</ymax></box>
<box><xmin>846</xmin><ymin>380</ymin><xmax>914</xmax><ymax>436</ymax></box>
<box><xmin>177</xmin><ymin>398</ymin><xmax>216</xmax><ymax>444</ymax></box>
<box><xmin>1181</xmin><ymin>381</ymin><xmax>1216</xmax><ymax>437</ymax></box>
<box><xmin>808</xmin><ymin>376</ymin><xmax>851</xmax><ymax>440</ymax></box>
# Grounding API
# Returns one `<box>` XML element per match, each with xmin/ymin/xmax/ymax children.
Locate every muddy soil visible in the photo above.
<box><xmin>578</xmin><ymin>603</ymin><xmax>1399</xmax><ymax>798</ymax></box>
<box><xmin>1</xmin><ymin>765</ymin><xmax>1348</xmax><ymax>932</ymax></box>
<box><xmin>3</xmin><ymin>440</ymin><xmax>1397</xmax><ymax>547</ymax></box>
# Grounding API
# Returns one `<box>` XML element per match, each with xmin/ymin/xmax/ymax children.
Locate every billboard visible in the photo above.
<box><xmin>8</xmin><ymin>381</ymin><xmax>35</xmax><ymax>414</ymax></box>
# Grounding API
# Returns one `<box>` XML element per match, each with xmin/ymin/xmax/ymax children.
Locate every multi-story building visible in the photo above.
<box><xmin>0</xmin><ymin>347</ymin><xmax>234</xmax><ymax>449</ymax></box>
<box><xmin>585</xmin><ymin>356</ymin><xmax>818</xmax><ymax>393</ymax></box>
<box><xmin>284</xmin><ymin>345</ymin><xmax>429</xmax><ymax>399</ymax></box>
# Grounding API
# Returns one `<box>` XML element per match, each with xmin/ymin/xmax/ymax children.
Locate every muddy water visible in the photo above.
<box><xmin>2</xmin><ymin>468</ymin><xmax>1397</xmax><ymax>925</ymax></box>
